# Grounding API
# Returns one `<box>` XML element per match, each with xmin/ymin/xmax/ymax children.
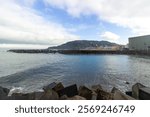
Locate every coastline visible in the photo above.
<box><xmin>0</xmin><ymin>82</ymin><xmax>149</xmax><ymax>100</ymax></box>
<box><xmin>8</xmin><ymin>49</ymin><xmax>150</xmax><ymax>56</ymax></box>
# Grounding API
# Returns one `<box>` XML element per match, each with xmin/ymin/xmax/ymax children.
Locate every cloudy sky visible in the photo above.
<box><xmin>0</xmin><ymin>0</ymin><xmax>150</xmax><ymax>48</ymax></box>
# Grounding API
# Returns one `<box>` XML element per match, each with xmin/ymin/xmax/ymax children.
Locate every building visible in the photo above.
<box><xmin>129</xmin><ymin>35</ymin><xmax>150</xmax><ymax>51</ymax></box>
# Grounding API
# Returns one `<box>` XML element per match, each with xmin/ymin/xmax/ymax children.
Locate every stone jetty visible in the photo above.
<box><xmin>0</xmin><ymin>82</ymin><xmax>150</xmax><ymax>100</ymax></box>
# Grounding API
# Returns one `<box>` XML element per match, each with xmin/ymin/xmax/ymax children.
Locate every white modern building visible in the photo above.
<box><xmin>129</xmin><ymin>35</ymin><xmax>150</xmax><ymax>51</ymax></box>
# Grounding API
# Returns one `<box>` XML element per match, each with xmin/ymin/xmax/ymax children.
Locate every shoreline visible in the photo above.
<box><xmin>8</xmin><ymin>49</ymin><xmax>150</xmax><ymax>56</ymax></box>
<box><xmin>0</xmin><ymin>82</ymin><xmax>149</xmax><ymax>100</ymax></box>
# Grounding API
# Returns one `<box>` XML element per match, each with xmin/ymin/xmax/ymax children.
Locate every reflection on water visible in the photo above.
<box><xmin>0</xmin><ymin>49</ymin><xmax>150</xmax><ymax>92</ymax></box>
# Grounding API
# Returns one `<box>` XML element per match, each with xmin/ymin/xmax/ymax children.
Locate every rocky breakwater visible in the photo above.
<box><xmin>0</xmin><ymin>82</ymin><xmax>150</xmax><ymax>100</ymax></box>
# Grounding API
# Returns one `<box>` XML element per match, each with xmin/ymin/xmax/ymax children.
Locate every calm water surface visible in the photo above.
<box><xmin>0</xmin><ymin>49</ymin><xmax>150</xmax><ymax>92</ymax></box>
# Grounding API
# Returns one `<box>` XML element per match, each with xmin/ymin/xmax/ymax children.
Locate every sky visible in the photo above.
<box><xmin>0</xmin><ymin>0</ymin><xmax>150</xmax><ymax>48</ymax></box>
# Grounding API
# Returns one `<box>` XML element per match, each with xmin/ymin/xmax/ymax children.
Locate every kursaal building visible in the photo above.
<box><xmin>129</xmin><ymin>35</ymin><xmax>150</xmax><ymax>51</ymax></box>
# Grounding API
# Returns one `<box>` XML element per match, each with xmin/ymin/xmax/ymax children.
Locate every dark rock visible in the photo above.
<box><xmin>96</xmin><ymin>89</ymin><xmax>113</xmax><ymax>100</ymax></box>
<box><xmin>91</xmin><ymin>85</ymin><xmax>112</xmax><ymax>100</ymax></box>
<box><xmin>91</xmin><ymin>84</ymin><xmax>103</xmax><ymax>92</ymax></box>
<box><xmin>52</xmin><ymin>82</ymin><xmax>64</xmax><ymax>92</ymax></box>
<box><xmin>125</xmin><ymin>91</ymin><xmax>132</xmax><ymax>97</ymax></box>
<box><xmin>40</xmin><ymin>89</ymin><xmax>59</xmax><ymax>100</ymax></box>
<box><xmin>78</xmin><ymin>86</ymin><xmax>92</xmax><ymax>100</ymax></box>
<box><xmin>57</xmin><ymin>84</ymin><xmax>78</xmax><ymax>97</ymax></box>
<box><xmin>43</xmin><ymin>82</ymin><xmax>64</xmax><ymax>92</ymax></box>
<box><xmin>139</xmin><ymin>87</ymin><xmax>150</xmax><ymax>100</ymax></box>
<box><xmin>68</xmin><ymin>95</ymin><xmax>86</xmax><ymax>100</ymax></box>
<box><xmin>43</xmin><ymin>82</ymin><xmax>57</xmax><ymax>91</ymax></box>
<box><xmin>11</xmin><ymin>93</ymin><xmax>28</xmax><ymax>100</ymax></box>
<box><xmin>132</xmin><ymin>83</ymin><xmax>145</xmax><ymax>99</ymax></box>
<box><xmin>0</xmin><ymin>86</ymin><xmax>10</xmax><ymax>99</ymax></box>
<box><xmin>27</xmin><ymin>92</ymin><xmax>44</xmax><ymax>100</ymax></box>
<box><xmin>0</xmin><ymin>86</ymin><xmax>10</xmax><ymax>95</ymax></box>
<box><xmin>112</xmin><ymin>87</ymin><xmax>135</xmax><ymax>100</ymax></box>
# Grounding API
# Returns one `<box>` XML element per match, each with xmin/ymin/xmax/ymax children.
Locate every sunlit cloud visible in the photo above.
<box><xmin>100</xmin><ymin>31</ymin><xmax>120</xmax><ymax>42</ymax></box>
<box><xmin>0</xmin><ymin>0</ymin><xmax>79</xmax><ymax>46</ymax></box>
<box><xmin>44</xmin><ymin>0</ymin><xmax>150</xmax><ymax>35</ymax></box>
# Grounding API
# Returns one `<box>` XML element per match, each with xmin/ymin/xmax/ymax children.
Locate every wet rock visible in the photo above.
<box><xmin>112</xmin><ymin>87</ymin><xmax>135</xmax><ymax>100</ymax></box>
<box><xmin>43</xmin><ymin>82</ymin><xmax>64</xmax><ymax>92</ymax></box>
<box><xmin>27</xmin><ymin>92</ymin><xmax>44</xmax><ymax>100</ymax></box>
<box><xmin>43</xmin><ymin>82</ymin><xmax>57</xmax><ymax>91</ymax></box>
<box><xmin>132</xmin><ymin>83</ymin><xmax>145</xmax><ymax>99</ymax></box>
<box><xmin>57</xmin><ymin>84</ymin><xmax>78</xmax><ymax>97</ymax></box>
<box><xmin>139</xmin><ymin>87</ymin><xmax>150</xmax><ymax>100</ymax></box>
<box><xmin>68</xmin><ymin>95</ymin><xmax>86</xmax><ymax>100</ymax></box>
<box><xmin>0</xmin><ymin>86</ymin><xmax>10</xmax><ymax>99</ymax></box>
<box><xmin>125</xmin><ymin>91</ymin><xmax>132</xmax><ymax>97</ymax></box>
<box><xmin>40</xmin><ymin>89</ymin><xmax>59</xmax><ymax>100</ymax></box>
<box><xmin>91</xmin><ymin>85</ymin><xmax>112</xmax><ymax>100</ymax></box>
<box><xmin>78</xmin><ymin>86</ymin><xmax>92</xmax><ymax>100</ymax></box>
<box><xmin>96</xmin><ymin>89</ymin><xmax>113</xmax><ymax>100</ymax></box>
<box><xmin>52</xmin><ymin>82</ymin><xmax>64</xmax><ymax>92</ymax></box>
<box><xmin>91</xmin><ymin>84</ymin><xmax>102</xmax><ymax>92</ymax></box>
<box><xmin>11</xmin><ymin>93</ymin><xmax>28</xmax><ymax>100</ymax></box>
<box><xmin>0</xmin><ymin>86</ymin><xmax>10</xmax><ymax>95</ymax></box>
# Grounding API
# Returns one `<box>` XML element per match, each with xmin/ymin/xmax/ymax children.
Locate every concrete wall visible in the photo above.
<box><xmin>129</xmin><ymin>35</ymin><xmax>150</xmax><ymax>50</ymax></box>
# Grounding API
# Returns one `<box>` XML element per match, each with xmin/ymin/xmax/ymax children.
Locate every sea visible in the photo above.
<box><xmin>0</xmin><ymin>48</ymin><xmax>150</xmax><ymax>93</ymax></box>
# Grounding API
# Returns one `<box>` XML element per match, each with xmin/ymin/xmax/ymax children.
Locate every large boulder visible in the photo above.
<box><xmin>0</xmin><ymin>86</ymin><xmax>10</xmax><ymax>99</ymax></box>
<box><xmin>40</xmin><ymin>89</ymin><xmax>59</xmax><ymax>100</ymax></box>
<box><xmin>96</xmin><ymin>89</ymin><xmax>113</xmax><ymax>100</ymax></box>
<box><xmin>139</xmin><ymin>87</ymin><xmax>150</xmax><ymax>100</ymax></box>
<box><xmin>27</xmin><ymin>92</ymin><xmax>44</xmax><ymax>100</ymax></box>
<box><xmin>132</xmin><ymin>83</ymin><xmax>145</xmax><ymax>99</ymax></box>
<box><xmin>112</xmin><ymin>87</ymin><xmax>135</xmax><ymax>100</ymax></box>
<box><xmin>78</xmin><ymin>86</ymin><xmax>93</xmax><ymax>100</ymax></box>
<box><xmin>43</xmin><ymin>82</ymin><xmax>57</xmax><ymax>91</ymax></box>
<box><xmin>91</xmin><ymin>85</ymin><xmax>112</xmax><ymax>100</ymax></box>
<box><xmin>43</xmin><ymin>82</ymin><xmax>64</xmax><ymax>92</ymax></box>
<box><xmin>91</xmin><ymin>84</ymin><xmax>103</xmax><ymax>92</ymax></box>
<box><xmin>57</xmin><ymin>84</ymin><xmax>78</xmax><ymax>97</ymax></box>
<box><xmin>52</xmin><ymin>82</ymin><xmax>64</xmax><ymax>92</ymax></box>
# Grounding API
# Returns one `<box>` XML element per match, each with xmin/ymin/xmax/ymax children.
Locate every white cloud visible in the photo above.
<box><xmin>100</xmin><ymin>31</ymin><xmax>120</xmax><ymax>42</ymax></box>
<box><xmin>0</xmin><ymin>0</ymin><xmax>79</xmax><ymax>46</ymax></box>
<box><xmin>44</xmin><ymin>0</ymin><xmax>150</xmax><ymax>35</ymax></box>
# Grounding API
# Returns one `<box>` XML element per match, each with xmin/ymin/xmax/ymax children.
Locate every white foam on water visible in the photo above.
<box><xmin>8</xmin><ymin>87</ymin><xmax>24</xmax><ymax>96</ymax></box>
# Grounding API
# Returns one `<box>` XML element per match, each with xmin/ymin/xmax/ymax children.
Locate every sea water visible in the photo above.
<box><xmin>0</xmin><ymin>48</ymin><xmax>150</xmax><ymax>93</ymax></box>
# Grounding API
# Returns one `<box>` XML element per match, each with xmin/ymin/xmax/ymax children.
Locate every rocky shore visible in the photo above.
<box><xmin>0</xmin><ymin>82</ymin><xmax>149</xmax><ymax>100</ymax></box>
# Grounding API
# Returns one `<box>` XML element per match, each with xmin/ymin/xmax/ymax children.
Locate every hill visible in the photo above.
<box><xmin>48</xmin><ymin>40</ymin><xmax>119</xmax><ymax>50</ymax></box>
